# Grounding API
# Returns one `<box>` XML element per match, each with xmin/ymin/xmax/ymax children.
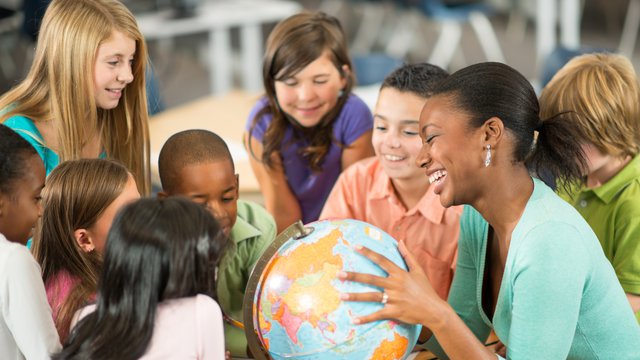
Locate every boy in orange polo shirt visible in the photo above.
<box><xmin>320</xmin><ymin>63</ymin><xmax>461</xmax><ymax>299</ymax></box>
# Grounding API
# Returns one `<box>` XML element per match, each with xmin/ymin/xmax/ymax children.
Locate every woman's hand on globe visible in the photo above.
<box><xmin>338</xmin><ymin>241</ymin><xmax>449</xmax><ymax>328</ymax></box>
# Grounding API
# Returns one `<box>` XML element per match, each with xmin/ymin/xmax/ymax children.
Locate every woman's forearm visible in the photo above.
<box><xmin>428</xmin><ymin>304</ymin><xmax>496</xmax><ymax>360</ymax></box>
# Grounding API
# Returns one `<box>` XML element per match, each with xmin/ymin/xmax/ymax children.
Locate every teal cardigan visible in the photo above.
<box><xmin>425</xmin><ymin>178</ymin><xmax>640</xmax><ymax>359</ymax></box>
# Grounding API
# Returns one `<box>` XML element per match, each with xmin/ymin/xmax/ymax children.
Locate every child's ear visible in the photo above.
<box><xmin>157</xmin><ymin>191</ymin><xmax>168</xmax><ymax>199</ymax></box>
<box><xmin>234</xmin><ymin>174</ymin><xmax>240</xmax><ymax>198</ymax></box>
<box><xmin>0</xmin><ymin>195</ymin><xmax>5</xmax><ymax>217</ymax></box>
<box><xmin>73</xmin><ymin>229</ymin><xmax>95</xmax><ymax>253</ymax></box>
<box><xmin>340</xmin><ymin>64</ymin><xmax>350</xmax><ymax>89</ymax></box>
<box><xmin>341</xmin><ymin>64</ymin><xmax>350</xmax><ymax>77</ymax></box>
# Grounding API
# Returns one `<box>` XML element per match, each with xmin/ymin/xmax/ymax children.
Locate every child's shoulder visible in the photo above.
<box><xmin>332</xmin><ymin>94</ymin><xmax>373</xmax><ymax>140</ymax></box>
<box><xmin>246</xmin><ymin>97</ymin><xmax>273</xmax><ymax>136</ymax></box>
<box><xmin>340</xmin><ymin>156</ymin><xmax>379</xmax><ymax>180</ymax></box>
<box><xmin>0</xmin><ymin>235</ymin><xmax>41</xmax><ymax>282</ymax></box>
<box><xmin>345</xmin><ymin>93</ymin><xmax>368</xmax><ymax>106</ymax></box>
<box><xmin>3</xmin><ymin>114</ymin><xmax>39</xmax><ymax>132</ymax></box>
<box><xmin>3</xmin><ymin>115</ymin><xmax>45</xmax><ymax>147</ymax></box>
<box><xmin>340</xmin><ymin>94</ymin><xmax>372</xmax><ymax>117</ymax></box>
<box><xmin>247</xmin><ymin>97</ymin><xmax>271</xmax><ymax>121</ymax></box>
<box><xmin>161</xmin><ymin>294</ymin><xmax>220</xmax><ymax>312</ymax></box>
<box><xmin>0</xmin><ymin>235</ymin><xmax>27</xmax><ymax>259</ymax></box>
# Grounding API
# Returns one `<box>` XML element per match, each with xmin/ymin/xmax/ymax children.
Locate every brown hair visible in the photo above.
<box><xmin>248</xmin><ymin>11</ymin><xmax>354</xmax><ymax>171</ymax></box>
<box><xmin>32</xmin><ymin>158</ymin><xmax>130</xmax><ymax>341</ymax></box>
<box><xmin>540</xmin><ymin>53</ymin><xmax>640</xmax><ymax>158</ymax></box>
<box><xmin>0</xmin><ymin>0</ymin><xmax>151</xmax><ymax>194</ymax></box>
<box><xmin>381</xmin><ymin>62</ymin><xmax>448</xmax><ymax>98</ymax></box>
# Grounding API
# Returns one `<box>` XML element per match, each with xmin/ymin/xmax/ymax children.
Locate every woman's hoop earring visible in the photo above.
<box><xmin>484</xmin><ymin>144</ymin><xmax>492</xmax><ymax>167</ymax></box>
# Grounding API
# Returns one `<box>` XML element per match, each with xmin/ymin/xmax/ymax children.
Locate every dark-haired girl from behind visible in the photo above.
<box><xmin>54</xmin><ymin>198</ymin><xmax>230</xmax><ymax>360</ymax></box>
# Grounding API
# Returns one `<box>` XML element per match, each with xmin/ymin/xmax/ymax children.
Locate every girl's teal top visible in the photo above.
<box><xmin>4</xmin><ymin>115</ymin><xmax>106</xmax><ymax>176</ymax></box>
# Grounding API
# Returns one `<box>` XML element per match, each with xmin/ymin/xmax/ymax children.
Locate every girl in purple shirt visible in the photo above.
<box><xmin>245</xmin><ymin>12</ymin><xmax>374</xmax><ymax>231</ymax></box>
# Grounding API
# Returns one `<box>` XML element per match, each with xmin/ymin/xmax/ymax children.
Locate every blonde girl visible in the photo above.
<box><xmin>245</xmin><ymin>11</ymin><xmax>374</xmax><ymax>232</ymax></box>
<box><xmin>32</xmin><ymin>158</ymin><xmax>140</xmax><ymax>342</ymax></box>
<box><xmin>0</xmin><ymin>0</ymin><xmax>151</xmax><ymax>194</ymax></box>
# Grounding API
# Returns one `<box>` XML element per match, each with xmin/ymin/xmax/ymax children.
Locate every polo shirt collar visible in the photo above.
<box><xmin>370</xmin><ymin>170</ymin><xmax>392</xmax><ymax>200</ymax></box>
<box><xmin>229</xmin><ymin>214</ymin><xmax>261</xmax><ymax>244</ymax></box>
<box><xmin>590</xmin><ymin>155</ymin><xmax>640</xmax><ymax>204</ymax></box>
<box><xmin>370</xmin><ymin>169</ymin><xmax>446</xmax><ymax>224</ymax></box>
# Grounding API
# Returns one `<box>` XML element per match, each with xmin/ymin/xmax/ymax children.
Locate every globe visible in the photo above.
<box><xmin>244</xmin><ymin>219</ymin><xmax>421</xmax><ymax>360</ymax></box>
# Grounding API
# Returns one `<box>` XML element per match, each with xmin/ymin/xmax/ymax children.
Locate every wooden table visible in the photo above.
<box><xmin>149</xmin><ymin>91</ymin><xmax>262</xmax><ymax>195</ymax></box>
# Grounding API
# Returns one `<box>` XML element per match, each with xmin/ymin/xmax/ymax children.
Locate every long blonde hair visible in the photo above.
<box><xmin>0</xmin><ymin>0</ymin><xmax>150</xmax><ymax>194</ymax></box>
<box><xmin>32</xmin><ymin>158</ymin><xmax>130</xmax><ymax>342</ymax></box>
<box><xmin>540</xmin><ymin>53</ymin><xmax>640</xmax><ymax>158</ymax></box>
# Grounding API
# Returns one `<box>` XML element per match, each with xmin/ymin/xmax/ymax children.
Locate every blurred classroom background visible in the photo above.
<box><xmin>2</xmin><ymin>0</ymin><xmax>640</xmax><ymax>105</ymax></box>
<box><xmin>1</xmin><ymin>0</ymin><xmax>638</xmax><ymax>201</ymax></box>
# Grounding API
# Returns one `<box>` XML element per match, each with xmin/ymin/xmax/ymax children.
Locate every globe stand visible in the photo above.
<box><xmin>243</xmin><ymin>220</ymin><xmax>314</xmax><ymax>360</ymax></box>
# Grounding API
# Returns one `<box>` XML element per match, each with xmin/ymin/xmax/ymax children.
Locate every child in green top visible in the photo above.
<box><xmin>540</xmin><ymin>53</ymin><xmax>640</xmax><ymax>322</ymax></box>
<box><xmin>158</xmin><ymin>129</ymin><xmax>276</xmax><ymax>357</ymax></box>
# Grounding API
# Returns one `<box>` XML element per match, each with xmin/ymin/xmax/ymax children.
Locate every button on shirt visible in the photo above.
<box><xmin>320</xmin><ymin>157</ymin><xmax>462</xmax><ymax>299</ymax></box>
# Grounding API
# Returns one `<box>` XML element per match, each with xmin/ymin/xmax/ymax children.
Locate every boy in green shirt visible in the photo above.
<box><xmin>540</xmin><ymin>53</ymin><xmax>640</xmax><ymax>322</ymax></box>
<box><xmin>158</xmin><ymin>129</ymin><xmax>276</xmax><ymax>356</ymax></box>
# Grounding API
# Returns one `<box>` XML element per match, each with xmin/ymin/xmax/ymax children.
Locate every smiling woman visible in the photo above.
<box><xmin>340</xmin><ymin>62</ymin><xmax>640</xmax><ymax>359</ymax></box>
<box><xmin>0</xmin><ymin>0</ymin><xmax>151</xmax><ymax>195</ymax></box>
